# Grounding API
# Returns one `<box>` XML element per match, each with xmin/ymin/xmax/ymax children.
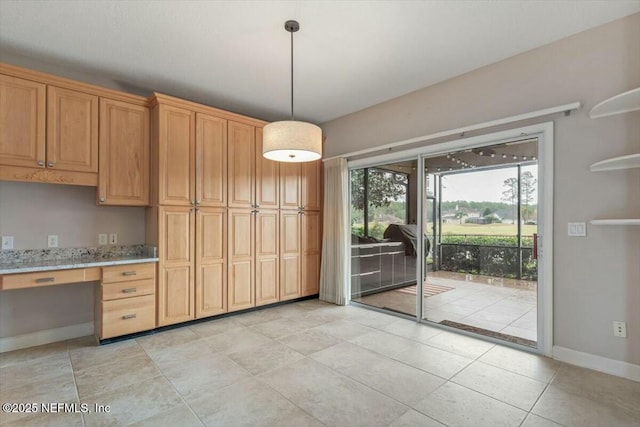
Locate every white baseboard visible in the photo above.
<box><xmin>0</xmin><ymin>322</ymin><xmax>94</xmax><ymax>353</ymax></box>
<box><xmin>553</xmin><ymin>345</ymin><xmax>640</xmax><ymax>382</ymax></box>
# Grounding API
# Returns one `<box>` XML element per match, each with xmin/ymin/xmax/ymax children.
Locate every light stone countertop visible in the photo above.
<box><xmin>0</xmin><ymin>255</ymin><xmax>159</xmax><ymax>275</ymax></box>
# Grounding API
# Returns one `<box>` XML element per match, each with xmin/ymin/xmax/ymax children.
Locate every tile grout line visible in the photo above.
<box><xmin>65</xmin><ymin>342</ymin><xmax>86</xmax><ymax>427</ymax></box>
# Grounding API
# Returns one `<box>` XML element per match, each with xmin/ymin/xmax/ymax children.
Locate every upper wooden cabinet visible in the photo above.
<box><xmin>255</xmin><ymin>128</ymin><xmax>279</xmax><ymax>209</ymax></box>
<box><xmin>98</xmin><ymin>98</ymin><xmax>150</xmax><ymax>206</ymax></box>
<box><xmin>1</xmin><ymin>64</ymin><xmax>148</xmax><ymax>187</ymax></box>
<box><xmin>227</xmin><ymin>121</ymin><xmax>255</xmax><ymax>208</ymax></box>
<box><xmin>47</xmin><ymin>85</ymin><xmax>98</xmax><ymax>173</ymax></box>
<box><xmin>279</xmin><ymin>160</ymin><xmax>323</xmax><ymax>211</ymax></box>
<box><xmin>156</xmin><ymin>104</ymin><xmax>195</xmax><ymax>206</ymax></box>
<box><xmin>153</xmin><ymin>100</ymin><xmax>229</xmax><ymax>208</ymax></box>
<box><xmin>197</xmin><ymin>113</ymin><xmax>227</xmax><ymax>207</ymax></box>
<box><xmin>0</xmin><ymin>74</ymin><xmax>46</xmax><ymax>168</ymax></box>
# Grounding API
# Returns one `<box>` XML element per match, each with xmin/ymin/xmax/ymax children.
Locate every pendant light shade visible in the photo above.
<box><xmin>263</xmin><ymin>20</ymin><xmax>322</xmax><ymax>163</ymax></box>
<box><xmin>263</xmin><ymin>120</ymin><xmax>322</xmax><ymax>162</ymax></box>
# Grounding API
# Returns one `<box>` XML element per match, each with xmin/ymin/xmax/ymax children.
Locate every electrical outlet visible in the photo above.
<box><xmin>613</xmin><ymin>321</ymin><xmax>627</xmax><ymax>338</ymax></box>
<box><xmin>1</xmin><ymin>236</ymin><xmax>14</xmax><ymax>250</ymax></box>
<box><xmin>47</xmin><ymin>235</ymin><xmax>58</xmax><ymax>248</ymax></box>
<box><xmin>567</xmin><ymin>222</ymin><xmax>587</xmax><ymax>237</ymax></box>
<box><xmin>109</xmin><ymin>233</ymin><xmax>117</xmax><ymax>245</ymax></box>
<box><xmin>98</xmin><ymin>234</ymin><xmax>108</xmax><ymax>245</ymax></box>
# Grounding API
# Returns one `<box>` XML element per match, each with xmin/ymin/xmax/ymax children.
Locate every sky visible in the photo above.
<box><xmin>439</xmin><ymin>165</ymin><xmax>538</xmax><ymax>203</ymax></box>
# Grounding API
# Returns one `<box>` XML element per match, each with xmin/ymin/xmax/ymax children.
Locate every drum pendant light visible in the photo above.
<box><xmin>263</xmin><ymin>20</ymin><xmax>322</xmax><ymax>162</ymax></box>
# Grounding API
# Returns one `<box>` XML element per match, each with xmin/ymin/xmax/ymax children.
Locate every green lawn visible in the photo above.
<box><xmin>431</xmin><ymin>223</ymin><xmax>538</xmax><ymax>236</ymax></box>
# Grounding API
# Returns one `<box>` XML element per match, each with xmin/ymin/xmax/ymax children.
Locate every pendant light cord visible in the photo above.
<box><xmin>290</xmin><ymin>27</ymin><xmax>294</xmax><ymax>120</ymax></box>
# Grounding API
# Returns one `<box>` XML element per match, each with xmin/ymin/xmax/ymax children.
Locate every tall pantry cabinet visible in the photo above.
<box><xmin>147</xmin><ymin>93</ymin><xmax>322</xmax><ymax>328</ymax></box>
<box><xmin>147</xmin><ymin>94</ymin><xmax>231</xmax><ymax>326</ymax></box>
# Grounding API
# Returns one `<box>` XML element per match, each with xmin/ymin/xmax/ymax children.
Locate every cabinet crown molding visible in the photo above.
<box><xmin>0</xmin><ymin>62</ymin><xmax>148</xmax><ymax>106</ymax></box>
<box><xmin>149</xmin><ymin>92</ymin><xmax>268</xmax><ymax>127</ymax></box>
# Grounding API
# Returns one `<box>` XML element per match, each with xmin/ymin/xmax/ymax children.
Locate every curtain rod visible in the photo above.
<box><xmin>323</xmin><ymin>101</ymin><xmax>581</xmax><ymax>162</ymax></box>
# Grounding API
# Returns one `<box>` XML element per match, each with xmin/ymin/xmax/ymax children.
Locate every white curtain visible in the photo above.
<box><xmin>319</xmin><ymin>157</ymin><xmax>349</xmax><ymax>305</ymax></box>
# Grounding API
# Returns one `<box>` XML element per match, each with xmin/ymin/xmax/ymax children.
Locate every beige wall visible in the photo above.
<box><xmin>322</xmin><ymin>14</ymin><xmax>640</xmax><ymax>364</ymax></box>
<box><xmin>0</xmin><ymin>181</ymin><xmax>145</xmax><ymax>338</ymax></box>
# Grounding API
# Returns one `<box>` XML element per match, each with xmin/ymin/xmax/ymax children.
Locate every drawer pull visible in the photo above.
<box><xmin>121</xmin><ymin>288</ymin><xmax>137</xmax><ymax>294</ymax></box>
<box><xmin>122</xmin><ymin>314</ymin><xmax>137</xmax><ymax>320</ymax></box>
<box><xmin>121</xmin><ymin>271</ymin><xmax>137</xmax><ymax>276</ymax></box>
<box><xmin>35</xmin><ymin>277</ymin><xmax>55</xmax><ymax>283</ymax></box>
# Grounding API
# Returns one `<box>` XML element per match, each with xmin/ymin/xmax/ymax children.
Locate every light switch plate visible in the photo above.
<box><xmin>567</xmin><ymin>222</ymin><xmax>587</xmax><ymax>237</ymax></box>
<box><xmin>1</xmin><ymin>236</ymin><xmax>14</xmax><ymax>250</ymax></box>
<box><xmin>47</xmin><ymin>235</ymin><xmax>58</xmax><ymax>248</ymax></box>
<box><xmin>98</xmin><ymin>234</ymin><xmax>108</xmax><ymax>245</ymax></box>
<box><xmin>109</xmin><ymin>233</ymin><xmax>117</xmax><ymax>245</ymax></box>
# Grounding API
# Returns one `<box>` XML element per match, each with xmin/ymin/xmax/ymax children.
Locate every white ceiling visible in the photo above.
<box><xmin>1</xmin><ymin>1</ymin><xmax>638</xmax><ymax>124</ymax></box>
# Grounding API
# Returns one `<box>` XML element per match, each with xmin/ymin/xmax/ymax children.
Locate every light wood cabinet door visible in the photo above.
<box><xmin>196</xmin><ymin>113</ymin><xmax>227</xmax><ymax>207</ymax></box>
<box><xmin>302</xmin><ymin>160</ymin><xmax>322</xmax><ymax>211</ymax></box>
<box><xmin>301</xmin><ymin>211</ymin><xmax>322</xmax><ymax>296</ymax></box>
<box><xmin>0</xmin><ymin>74</ymin><xmax>46</xmax><ymax>168</ymax></box>
<box><xmin>158</xmin><ymin>206</ymin><xmax>195</xmax><ymax>326</ymax></box>
<box><xmin>255</xmin><ymin>209</ymin><xmax>279</xmax><ymax>306</ymax></box>
<box><xmin>47</xmin><ymin>86</ymin><xmax>98</xmax><ymax>173</ymax></box>
<box><xmin>196</xmin><ymin>208</ymin><xmax>227</xmax><ymax>318</ymax></box>
<box><xmin>98</xmin><ymin>98</ymin><xmax>150</xmax><ymax>206</ymax></box>
<box><xmin>227</xmin><ymin>121</ymin><xmax>255</xmax><ymax>208</ymax></box>
<box><xmin>158</xmin><ymin>105</ymin><xmax>195</xmax><ymax>206</ymax></box>
<box><xmin>280</xmin><ymin>211</ymin><xmax>301</xmax><ymax>300</ymax></box>
<box><xmin>280</xmin><ymin>163</ymin><xmax>301</xmax><ymax>210</ymax></box>
<box><xmin>228</xmin><ymin>209</ymin><xmax>255</xmax><ymax>311</ymax></box>
<box><xmin>255</xmin><ymin>127</ymin><xmax>279</xmax><ymax>208</ymax></box>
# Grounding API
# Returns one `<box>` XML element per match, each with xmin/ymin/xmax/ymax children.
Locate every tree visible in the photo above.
<box><xmin>501</xmin><ymin>177</ymin><xmax>518</xmax><ymax>224</ymax></box>
<box><xmin>482</xmin><ymin>207</ymin><xmax>494</xmax><ymax>217</ymax></box>
<box><xmin>520</xmin><ymin>171</ymin><xmax>537</xmax><ymax>222</ymax></box>
<box><xmin>350</xmin><ymin>169</ymin><xmax>407</xmax><ymax>215</ymax></box>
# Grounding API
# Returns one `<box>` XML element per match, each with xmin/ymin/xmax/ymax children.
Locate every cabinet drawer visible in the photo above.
<box><xmin>101</xmin><ymin>294</ymin><xmax>155</xmax><ymax>339</ymax></box>
<box><xmin>1</xmin><ymin>269</ymin><xmax>87</xmax><ymax>290</ymax></box>
<box><xmin>102</xmin><ymin>263</ymin><xmax>155</xmax><ymax>283</ymax></box>
<box><xmin>101</xmin><ymin>278</ymin><xmax>155</xmax><ymax>301</ymax></box>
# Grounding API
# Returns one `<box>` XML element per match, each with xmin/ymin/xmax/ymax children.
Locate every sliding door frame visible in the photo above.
<box><xmin>348</xmin><ymin>122</ymin><xmax>554</xmax><ymax>357</ymax></box>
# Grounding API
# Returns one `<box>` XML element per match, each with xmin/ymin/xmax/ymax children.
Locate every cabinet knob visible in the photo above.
<box><xmin>99</xmin><ymin>197</ymin><xmax>105</xmax><ymax>203</ymax></box>
<box><xmin>190</xmin><ymin>200</ymin><xmax>195</xmax><ymax>206</ymax></box>
<box><xmin>47</xmin><ymin>162</ymin><xmax>54</xmax><ymax>167</ymax></box>
<box><xmin>37</xmin><ymin>160</ymin><xmax>44</xmax><ymax>167</ymax></box>
<box><xmin>195</xmin><ymin>200</ymin><xmax>201</xmax><ymax>206</ymax></box>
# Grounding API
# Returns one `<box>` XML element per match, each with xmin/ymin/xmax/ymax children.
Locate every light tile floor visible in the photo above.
<box><xmin>1</xmin><ymin>300</ymin><xmax>638</xmax><ymax>427</ymax></box>
<box><xmin>355</xmin><ymin>271</ymin><xmax>538</xmax><ymax>342</ymax></box>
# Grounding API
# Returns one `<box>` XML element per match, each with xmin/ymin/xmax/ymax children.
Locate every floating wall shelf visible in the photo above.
<box><xmin>590</xmin><ymin>219</ymin><xmax>640</xmax><ymax>226</ymax></box>
<box><xmin>589</xmin><ymin>88</ymin><xmax>640</xmax><ymax>119</ymax></box>
<box><xmin>590</xmin><ymin>153</ymin><xmax>640</xmax><ymax>172</ymax></box>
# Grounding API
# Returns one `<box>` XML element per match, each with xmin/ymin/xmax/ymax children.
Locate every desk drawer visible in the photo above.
<box><xmin>101</xmin><ymin>278</ymin><xmax>155</xmax><ymax>301</ymax></box>
<box><xmin>101</xmin><ymin>294</ymin><xmax>155</xmax><ymax>339</ymax></box>
<box><xmin>1</xmin><ymin>269</ymin><xmax>87</xmax><ymax>290</ymax></box>
<box><xmin>102</xmin><ymin>263</ymin><xmax>155</xmax><ymax>284</ymax></box>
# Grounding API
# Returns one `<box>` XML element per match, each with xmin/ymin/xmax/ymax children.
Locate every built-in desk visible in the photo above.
<box><xmin>0</xmin><ymin>253</ymin><xmax>159</xmax><ymax>341</ymax></box>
